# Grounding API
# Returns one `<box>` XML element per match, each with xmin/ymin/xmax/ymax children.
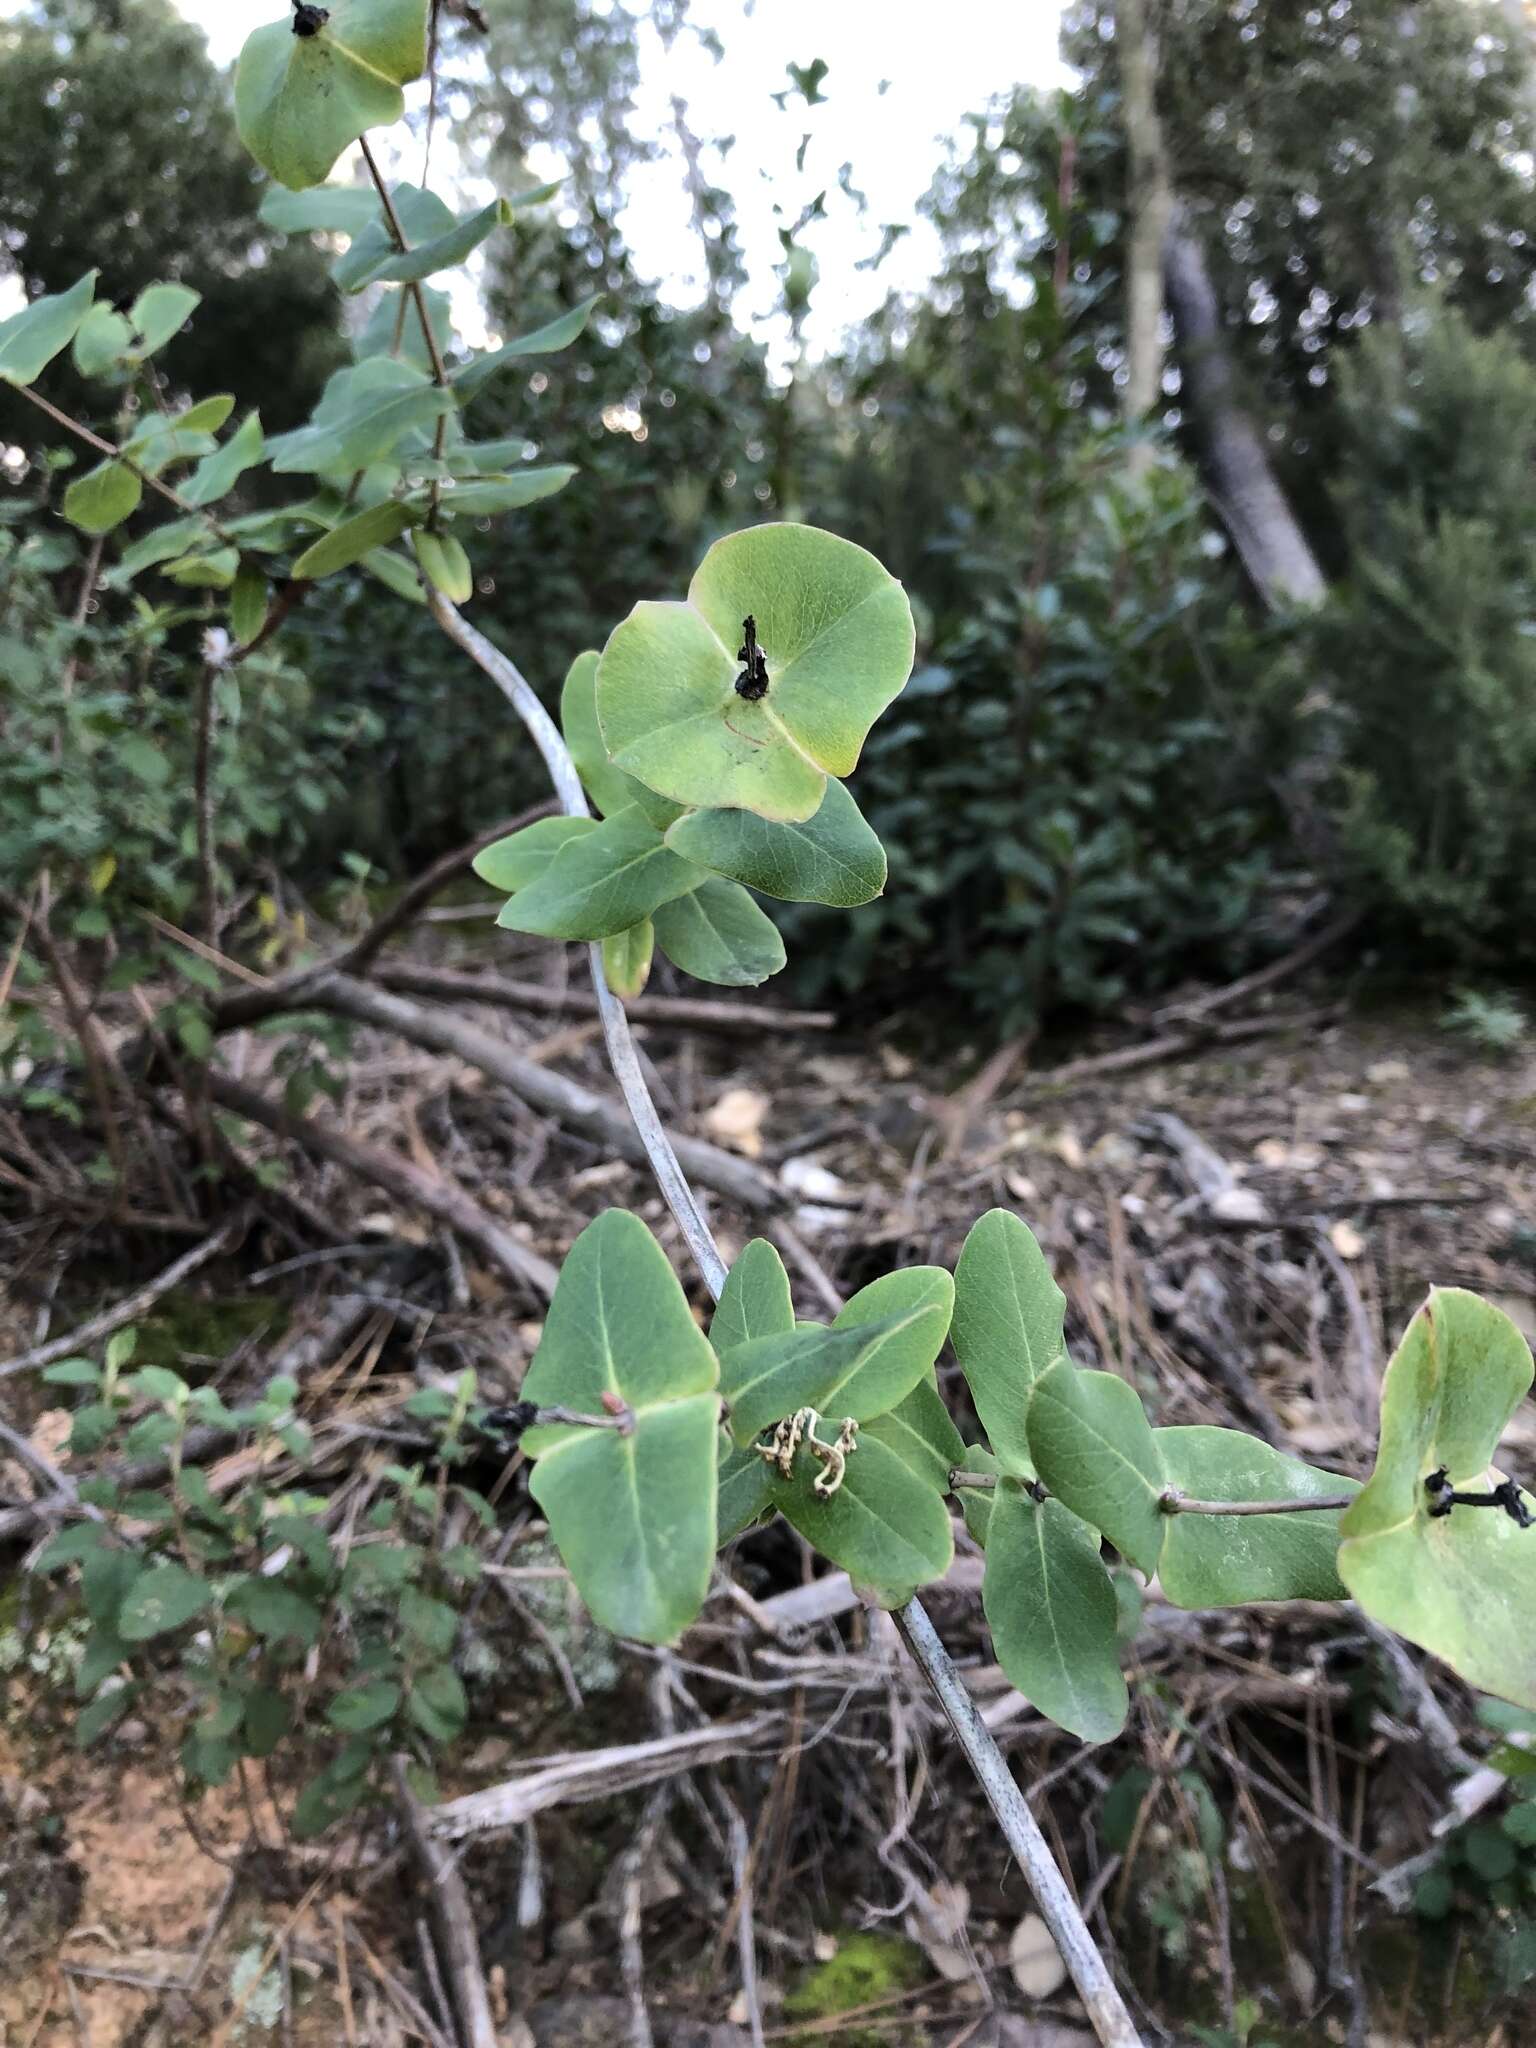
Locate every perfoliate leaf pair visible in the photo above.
<box><xmin>595</xmin><ymin>524</ymin><xmax>915</xmax><ymax>825</ymax></box>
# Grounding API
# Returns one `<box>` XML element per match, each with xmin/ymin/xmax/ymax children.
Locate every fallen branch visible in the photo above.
<box><xmin>213</xmin><ymin>807</ymin><xmax>555</xmax><ymax>1030</ymax></box>
<box><xmin>424</xmin><ymin>1714</ymin><xmax>783</xmax><ymax>1841</ymax></box>
<box><xmin>310</xmin><ymin>974</ymin><xmax>779</xmax><ymax>1214</ymax></box>
<box><xmin>374</xmin><ymin>960</ymin><xmax>835</xmax><ymax>1036</ymax></box>
<box><xmin>1144</xmin><ymin>908</ymin><xmax>1361</xmax><ymax>1029</ymax></box>
<box><xmin>0</xmin><ymin>1214</ymin><xmax>245</xmax><ymax>1382</ymax></box>
<box><xmin>392</xmin><ymin>1757</ymin><xmax>498</xmax><ymax>2048</ymax></box>
<box><xmin>1024</xmin><ymin>1007</ymin><xmax>1337</xmax><ymax>1093</ymax></box>
<box><xmin>202</xmin><ymin>1070</ymin><xmax>558</xmax><ymax>1299</ymax></box>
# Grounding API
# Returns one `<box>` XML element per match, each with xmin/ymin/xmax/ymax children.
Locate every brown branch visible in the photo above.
<box><xmin>1143</xmin><ymin>909</ymin><xmax>1363</xmax><ymax>1030</ymax></box>
<box><xmin>1023</xmin><ymin>1005</ymin><xmax>1338</xmax><ymax>1093</ymax></box>
<box><xmin>211</xmin><ymin>807</ymin><xmax>554</xmax><ymax>1029</ymax></box>
<box><xmin>372</xmin><ymin>960</ymin><xmax>835</xmax><ymax>1036</ymax></box>
<box><xmin>308</xmin><ymin>974</ymin><xmax>779</xmax><ymax>1212</ymax></box>
<box><xmin>0</xmin><ymin>1214</ymin><xmax>244</xmax><ymax>1381</ymax></box>
<box><xmin>202</xmin><ymin>1069</ymin><xmax>557</xmax><ymax>1298</ymax></box>
<box><xmin>391</xmin><ymin>1758</ymin><xmax>498</xmax><ymax>2048</ymax></box>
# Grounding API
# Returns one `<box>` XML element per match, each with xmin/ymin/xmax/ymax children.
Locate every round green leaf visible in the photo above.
<box><xmin>235</xmin><ymin>0</ymin><xmax>429</xmax><ymax>190</ymax></box>
<box><xmin>560</xmin><ymin>649</ymin><xmax>678</xmax><ymax>822</ymax></box>
<box><xmin>72</xmin><ymin>303</ymin><xmax>134</xmax><ymax>379</ymax></box>
<box><xmin>328</xmin><ymin>1679</ymin><xmax>401</xmax><ymax>1732</ymax></box>
<box><xmin>117</xmin><ymin>1562</ymin><xmax>212</xmax><ymax>1641</ymax></box>
<box><xmin>983</xmin><ymin>1486</ymin><xmax>1128</xmax><ymax>1743</ymax></box>
<box><xmin>63</xmin><ymin>460</ymin><xmax>142</xmax><ymax>537</ymax></box>
<box><xmin>710</xmin><ymin>1238</ymin><xmax>795</xmax><ymax>1357</ymax></box>
<box><xmin>409</xmin><ymin>1663</ymin><xmax>467</xmax><ymax>1741</ymax></box>
<box><xmin>1026</xmin><ymin>1361</ymin><xmax>1166</xmax><ymax>1578</ymax></box>
<box><xmin>664</xmin><ymin>778</ymin><xmax>886</xmax><ymax>908</ymax></box>
<box><xmin>651</xmin><ymin>879</ymin><xmax>786</xmax><ymax>987</ymax></box>
<box><xmin>230</xmin><ymin>565</ymin><xmax>269</xmax><ymax>646</ymax></box>
<box><xmin>1156</xmin><ymin>1426</ymin><xmax>1358</xmax><ymax>1606</ymax></box>
<box><xmin>292</xmin><ymin>499</ymin><xmax>418</xmax><ymax>579</ymax></box>
<box><xmin>1339</xmin><ymin>1288</ymin><xmax>1536</xmax><ymax>1706</ymax></box>
<box><xmin>230</xmin><ymin>1578</ymin><xmax>324</xmax><ymax>1646</ymax></box>
<box><xmin>951</xmin><ymin>1209</ymin><xmax>1065</xmax><ymax>1476</ymax></box>
<box><xmin>596</xmin><ymin>524</ymin><xmax>914</xmax><ymax>824</ymax></box>
<box><xmin>601</xmin><ymin>919</ymin><xmax>654</xmax><ymax>998</ymax></box>
<box><xmin>769</xmin><ymin>1432</ymin><xmax>953</xmax><ymax>1593</ymax></box>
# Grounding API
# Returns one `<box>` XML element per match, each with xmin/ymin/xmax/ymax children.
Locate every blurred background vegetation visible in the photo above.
<box><xmin>4</xmin><ymin>0</ymin><xmax>1535</xmax><ymax>1040</ymax></box>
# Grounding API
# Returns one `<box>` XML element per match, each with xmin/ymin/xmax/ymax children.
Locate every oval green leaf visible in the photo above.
<box><xmin>983</xmin><ymin>1486</ymin><xmax>1128</xmax><ymax>1742</ymax></box>
<box><xmin>720</xmin><ymin>1293</ymin><xmax>948</xmax><ymax>1449</ymax></box>
<box><xmin>1155</xmin><ymin>1425</ymin><xmax>1357</xmax><ymax>1606</ymax></box>
<box><xmin>664</xmin><ymin>777</ymin><xmax>886</xmax><ymax>908</ymax></box>
<box><xmin>235</xmin><ymin>0</ymin><xmax>428</xmax><ymax>190</ymax></box>
<box><xmin>495</xmin><ymin>806</ymin><xmax>704</xmax><ymax>942</ymax></box>
<box><xmin>265</xmin><ymin>359</ymin><xmax>454</xmax><ymax>475</ymax></box>
<box><xmin>863</xmin><ymin>1374</ymin><xmax>966</xmax><ymax>1493</ymax></box>
<box><xmin>1026</xmin><ymin>1361</ymin><xmax>1166</xmax><ymax>1577</ymax></box>
<box><xmin>710</xmin><ymin>1238</ymin><xmax>795</xmax><ymax>1356</ymax></box>
<box><xmin>63</xmin><ymin>460</ymin><xmax>142</xmax><ymax>537</ymax></box>
<box><xmin>951</xmin><ymin>1209</ymin><xmax>1065</xmax><ymax>1476</ymax></box>
<box><xmin>117</xmin><ymin>1562</ymin><xmax>213</xmax><ymax>1641</ymax></box>
<box><xmin>651</xmin><ymin>878</ymin><xmax>786</xmax><ymax>987</ymax></box>
<box><xmin>412</xmin><ymin>527</ymin><xmax>473</xmax><ymax>602</ymax></box>
<box><xmin>475</xmin><ymin>815</ymin><xmax>596</xmax><ymax>892</ymax></box>
<box><xmin>770</xmin><ymin>1432</ymin><xmax>952</xmax><ymax>1593</ymax></box>
<box><xmin>0</xmin><ymin>271</ymin><xmax>96</xmax><ymax>386</ymax></box>
<box><xmin>182</xmin><ymin>411</ymin><xmax>265</xmax><ymax>509</ymax></box>
<box><xmin>435</xmin><ymin>465</ymin><xmax>576</xmax><ymax>518</ymax></box>
<box><xmin>292</xmin><ymin>499</ymin><xmax>418</xmax><ymax>578</ymax></box>
<box><xmin>451</xmin><ymin>295</ymin><xmax>602</xmax><ymax>403</ymax></box>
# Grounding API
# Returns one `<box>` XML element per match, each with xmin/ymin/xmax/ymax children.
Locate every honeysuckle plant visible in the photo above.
<box><xmin>8</xmin><ymin>5</ymin><xmax>1533</xmax><ymax>2042</ymax></box>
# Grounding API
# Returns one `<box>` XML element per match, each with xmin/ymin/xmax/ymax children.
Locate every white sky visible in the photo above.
<box><xmin>9</xmin><ymin>0</ymin><xmax>1068</xmax><ymax>353</ymax></box>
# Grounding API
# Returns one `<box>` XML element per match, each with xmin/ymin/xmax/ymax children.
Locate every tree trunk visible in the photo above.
<box><xmin>1117</xmin><ymin>0</ymin><xmax>1172</xmax><ymax>476</ymax></box>
<box><xmin>1163</xmin><ymin>203</ymin><xmax>1326</xmax><ymax>609</ymax></box>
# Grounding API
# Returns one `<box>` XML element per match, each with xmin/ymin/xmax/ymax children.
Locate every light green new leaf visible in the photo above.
<box><xmin>265</xmin><ymin>359</ymin><xmax>454</xmax><ymax>474</ymax></box>
<box><xmin>127</xmin><ymin>282</ymin><xmax>201</xmax><ymax>357</ymax></box>
<box><xmin>63</xmin><ymin>461</ymin><xmax>141</xmax><ymax>536</ymax></box>
<box><xmin>474</xmin><ymin>815</ymin><xmax>595</xmax><ymax>892</ymax></box>
<box><xmin>951</xmin><ymin>1210</ymin><xmax>1065</xmax><ymax>1476</ymax></box>
<box><xmin>560</xmin><ymin>649</ymin><xmax>681</xmax><ymax>824</ymax></box>
<box><xmin>72</xmin><ymin>303</ymin><xmax>134</xmax><ymax>378</ymax></box>
<box><xmin>163</xmin><ymin>547</ymin><xmax>239</xmax><ymax>588</ymax></box>
<box><xmin>770</xmin><ymin>1432</ymin><xmax>952</xmax><ymax>1596</ymax></box>
<box><xmin>260</xmin><ymin>182</ymin><xmax>383</xmax><ymax>234</ymax></box>
<box><xmin>520</xmin><ymin>1210</ymin><xmax>720</xmax><ymax>1643</ymax></box>
<box><xmin>720</xmin><ymin>1298</ymin><xmax>946</xmax><ymax>1448</ymax></box>
<box><xmin>1027</xmin><ymin>1361</ymin><xmax>1166</xmax><ymax>1577</ymax></box>
<box><xmin>177</xmin><ymin>396</ymin><xmax>237</xmax><ymax>435</ymax></box>
<box><xmin>433</xmin><ymin>465</ymin><xmax>577</xmax><ymax>517</ymax></box>
<box><xmin>122</xmin><ymin>413</ymin><xmax>217</xmax><ymax>476</ymax></box>
<box><xmin>0</xmin><ymin>271</ymin><xmax>96</xmax><ymax>386</ymax></box>
<box><xmin>362</xmin><ymin>546</ymin><xmax>428</xmax><ymax>602</ymax></box>
<box><xmin>601</xmin><ymin>919</ymin><xmax>654</xmax><ymax>998</ymax></box>
<box><xmin>411</xmin><ymin>527</ymin><xmax>472</xmax><ymax>601</ymax></box>
<box><xmin>452</xmin><ymin>295</ymin><xmax>602</xmax><ymax>402</ymax></box>
<box><xmin>710</xmin><ymin>1239</ymin><xmax>795</xmax><ymax>1357</ymax></box>
<box><xmin>665</xmin><ymin>778</ymin><xmax>886</xmax><ymax>907</ymax></box>
<box><xmin>1339</xmin><ymin>1288</ymin><xmax>1536</xmax><ymax>1706</ymax></box>
<box><xmin>1157</xmin><ymin>1426</ymin><xmax>1357</xmax><ymax>1606</ymax></box>
<box><xmin>117</xmin><ymin>1562</ymin><xmax>212</xmax><ymax>1641</ymax></box>
<box><xmin>231</xmin><ymin>567</ymin><xmax>268</xmax><ymax>646</ymax></box>
<box><xmin>349</xmin><ymin>196</ymin><xmax>513</xmax><ymax>292</ymax></box>
<box><xmin>652</xmin><ymin>879</ymin><xmax>786</xmax><ymax>987</ymax></box>
<box><xmin>863</xmin><ymin>1374</ymin><xmax>966</xmax><ymax>1493</ymax></box>
<box><xmin>596</xmin><ymin>524</ymin><xmax>914</xmax><ymax>824</ymax></box>
<box><xmin>495</xmin><ymin>806</ymin><xmax>704</xmax><ymax>942</ymax></box>
<box><xmin>235</xmin><ymin>0</ymin><xmax>428</xmax><ymax>189</ymax></box>
<box><xmin>182</xmin><ymin>412</ymin><xmax>265</xmax><ymax>508</ymax></box>
<box><xmin>292</xmin><ymin>499</ymin><xmax>418</xmax><ymax>578</ymax></box>
<box><xmin>984</xmin><ymin>1486</ymin><xmax>1127</xmax><ymax>1742</ymax></box>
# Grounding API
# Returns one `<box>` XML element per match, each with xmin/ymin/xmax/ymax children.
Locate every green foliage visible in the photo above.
<box><xmin>1026</xmin><ymin>1361</ymin><xmax>1166</xmax><ymax>1579</ymax></box>
<box><xmin>1274</xmin><ymin>306</ymin><xmax>1536</xmax><ymax>964</ymax></box>
<box><xmin>1156</xmin><ymin>1429</ymin><xmax>1357</xmax><ymax>1607</ymax></box>
<box><xmin>235</xmin><ymin>0</ymin><xmax>428</xmax><ymax>190</ymax></box>
<box><xmin>951</xmin><ymin>1209</ymin><xmax>1065</xmax><ymax>1473</ymax></box>
<box><xmin>983</xmin><ymin>1484</ymin><xmax>1128</xmax><ymax>1742</ymax></box>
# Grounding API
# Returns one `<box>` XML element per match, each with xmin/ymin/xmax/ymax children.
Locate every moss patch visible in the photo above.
<box><xmin>133</xmin><ymin>1290</ymin><xmax>286</xmax><ymax>1372</ymax></box>
<box><xmin>783</xmin><ymin>1932</ymin><xmax>927</xmax><ymax>2045</ymax></box>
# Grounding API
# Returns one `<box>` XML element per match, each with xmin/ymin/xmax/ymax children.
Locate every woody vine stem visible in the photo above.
<box><xmin>426</xmin><ymin>592</ymin><xmax>1146</xmax><ymax>2048</ymax></box>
